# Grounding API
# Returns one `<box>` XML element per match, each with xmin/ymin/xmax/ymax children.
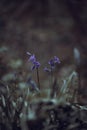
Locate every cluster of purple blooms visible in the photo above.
<box><xmin>27</xmin><ymin>52</ymin><xmax>60</xmax><ymax>90</ymax></box>
<box><xmin>27</xmin><ymin>52</ymin><xmax>40</xmax><ymax>70</ymax></box>
<box><xmin>44</xmin><ymin>56</ymin><xmax>60</xmax><ymax>73</ymax></box>
<box><xmin>27</xmin><ymin>52</ymin><xmax>60</xmax><ymax>72</ymax></box>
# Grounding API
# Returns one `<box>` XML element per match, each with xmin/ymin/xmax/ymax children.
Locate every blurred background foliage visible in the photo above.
<box><xmin>0</xmin><ymin>0</ymin><xmax>87</xmax><ymax>103</ymax></box>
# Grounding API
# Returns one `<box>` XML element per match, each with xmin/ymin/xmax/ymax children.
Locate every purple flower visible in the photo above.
<box><xmin>44</xmin><ymin>56</ymin><xmax>60</xmax><ymax>73</ymax></box>
<box><xmin>54</xmin><ymin>56</ymin><xmax>60</xmax><ymax>64</ymax></box>
<box><xmin>29</xmin><ymin>54</ymin><xmax>36</xmax><ymax>62</ymax></box>
<box><xmin>31</xmin><ymin>61</ymin><xmax>41</xmax><ymax>70</ymax></box>
<box><xmin>27</xmin><ymin>52</ymin><xmax>41</xmax><ymax>89</ymax></box>
<box><xmin>27</xmin><ymin>52</ymin><xmax>40</xmax><ymax>70</ymax></box>
<box><xmin>48</xmin><ymin>59</ymin><xmax>55</xmax><ymax>68</ymax></box>
<box><xmin>48</xmin><ymin>56</ymin><xmax>60</xmax><ymax>68</ymax></box>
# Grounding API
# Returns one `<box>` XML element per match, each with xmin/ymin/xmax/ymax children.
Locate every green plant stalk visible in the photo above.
<box><xmin>36</xmin><ymin>68</ymin><xmax>40</xmax><ymax>89</ymax></box>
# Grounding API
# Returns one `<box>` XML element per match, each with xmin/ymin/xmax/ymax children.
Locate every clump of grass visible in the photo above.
<box><xmin>0</xmin><ymin>51</ymin><xmax>87</xmax><ymax>130</ymax></box>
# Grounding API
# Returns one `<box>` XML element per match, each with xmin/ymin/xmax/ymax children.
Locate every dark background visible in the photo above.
<box><xmin>0</xmin><ymin>0</ymin><xmax>87</xmax><ymax>103</ymax></box>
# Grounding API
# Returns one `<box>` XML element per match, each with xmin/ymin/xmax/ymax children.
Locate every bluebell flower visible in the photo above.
<box><xmin>27</xmin><ymin>52</ymin><xmax>40</xmax><ymax>70</ymax></box>
<box><xmin>27</xmin><ymin>52</ymin><xmax>36</xmax><ymax>62</ymax></box>
<box><xmin>29</xmin><ymin>54</ymin><xmax>36</xmax><ymax>63</ymax></box>
<box><xmin>31</xmin><ymin>61</ymin><xmax>41</xmax><ymax>70</ymax></box>
<box><xmin>54</xmin><ymin>56</ymin><xmax>60</xmax><ymax>64</ymax></box>
<box><xmin>48</xmin><ymin>59</ymin><xmax>55</xmax><ymax>69</ymax></box>
<box><xmin>27</xmin><ymin>51</ymin><xmax>41</xmax><ymax>89</ymax></box>
<box><xmin>44</xmin><ymin>56</ymin><xmax>60</xmax><ymax>72</ymax></box>
<box><xmin>48</xmin><ymin>56</ymin><xmax>60</xmax><ymax>69</ymax></box>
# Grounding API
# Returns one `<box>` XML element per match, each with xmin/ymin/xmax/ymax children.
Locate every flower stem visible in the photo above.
<box><xmin>36</xmin><ymin>68</ymin><xmax>40</xmax><ymax>89</ymax></box>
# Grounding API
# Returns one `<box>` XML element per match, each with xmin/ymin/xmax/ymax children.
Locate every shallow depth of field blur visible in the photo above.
<box><xmin>0</xmin><ymin>0</ymin><xmax>87</xmax><ymax>103</ymax></box>
<box><xmin>0</xmin><ymin>1</ymin><xmax>87</xmax><ymax>130</ymax></box>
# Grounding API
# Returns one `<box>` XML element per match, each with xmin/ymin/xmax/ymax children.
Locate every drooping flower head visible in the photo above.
<box><xmin>27</xmin><ymin>52</ymin><xmax>40</xmax><ymax>70</ymax></box>
<box><xmin>48</xmin><ymin>59</ymin><xmax>55</xmax><ymax>69</ymax></box>
<box><xmin>29</xmin><ymin>54</ymin><xmax>36</xmax><ymax>63</ymax></box>
<box><xmin>48</xmin><ymin>56</ymin><xmax>60</xmax><ymax>68</ymax></box>
<box><xmin>31</xmin><ymin>61</ymin><xmax>40</xmax><ymax>70</ymax></box>
<box><xmin>54</xmin><ymin>56</ymin><xmax>60</xmax><ymax>64</ymax></box>
<box><xmin>27</xmin><ymin>52</ymin><xmax>36</xmax><ymax>62</ymax></box>
<box><xmin>44</xmin><ymin>56</ymin><xmax>60</xmax><ymax>72</ymax></box>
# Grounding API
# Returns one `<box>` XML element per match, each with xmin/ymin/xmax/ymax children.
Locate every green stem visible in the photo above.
<box><xmin>36</xmin><ymin>68</ymin><xmax>40</xmax><ymax>89</ymax></box>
